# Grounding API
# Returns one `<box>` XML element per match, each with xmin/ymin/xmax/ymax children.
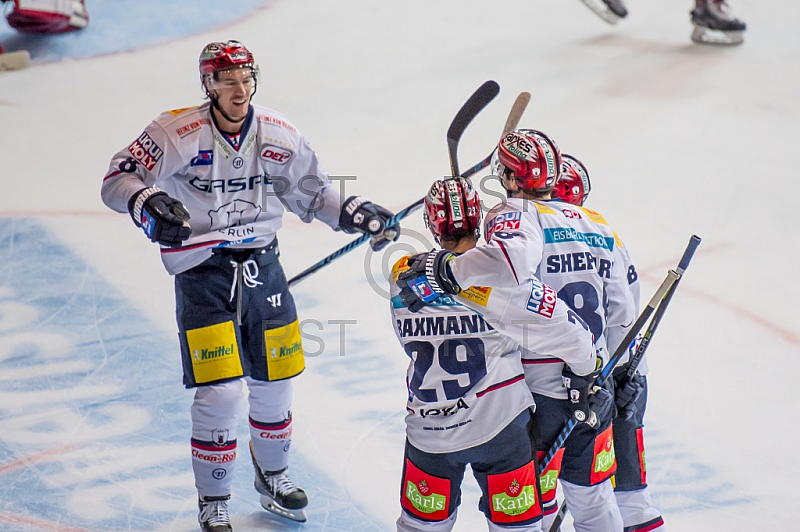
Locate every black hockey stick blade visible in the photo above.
<box><xmin>447</xmin><ymin>80</ymin><xmax>500</xmax><ymax>177</ymax></box>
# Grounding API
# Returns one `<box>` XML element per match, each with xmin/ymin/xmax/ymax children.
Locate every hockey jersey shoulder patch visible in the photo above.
<box><xmin>579</xmin><ymin>207</ymin><xmax>608</xmax><ymax>225</ymax></box>
<box><xmin>460</xmin><ymin>286</ymin><xmax>492</xmax><ymax>307</ymax></box>
<box><xmin>392</xmin><ymin>256</ymin><xmax>411</xmax><ymax>283</ymax></box>
<box><xmin>534</xmin><ymin>202</ymin><xmax>557</xmax><ymax>215</ymax></box>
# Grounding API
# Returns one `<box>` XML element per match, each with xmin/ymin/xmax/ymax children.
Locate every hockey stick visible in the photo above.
<box><xmin>287</xmin><ymin>81</ymin><xmax>502</xmax><ymax>288</ymax></box>
<box><xmin>457</xmin><ymin>92</ymin><xmax>530</xmax><ymax>180</ymax></box>
<box><xmin>621</xmin><ymin>234</ymin><xmax>702</xmax><ymax>383</ymax></box>
<box><xmin>538</xmin><ymin>252</ymin><xmax>688</xmax><ymax>470</ymax></box>
<box><xmin>447</xmin><ymin>81</ymin><xmax>500</xmax><ymax>177</ymax></box>
<box><xmin>546</xmin><ymin>235</ymin><xmax>701</xmax><ymax>532</ymax></box>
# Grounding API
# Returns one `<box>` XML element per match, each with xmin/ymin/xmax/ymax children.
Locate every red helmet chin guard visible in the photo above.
<box><xmin>423</xmin><ymin>177</ymin><xmax>482</xmax><ymax>244</ymax></box>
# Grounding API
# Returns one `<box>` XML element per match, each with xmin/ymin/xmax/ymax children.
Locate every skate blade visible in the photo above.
<box><xmin>259</xmin><ymin>494</ymin><xmax>307</xmax><ymax>523</ymax></box>
<box><xmin>0</xmin><ymin>50</ymin><xmax>31</xmax><ymax>72</ymax></box>
<box><xmin>578</xmin><ymin>0</ymin><xmax>621</xmax><ymax>25</ymax></box>
<box><xmin>691</xmin><ymin>26</ymin><xmax>744</xmax><ymax>45</ymax></box>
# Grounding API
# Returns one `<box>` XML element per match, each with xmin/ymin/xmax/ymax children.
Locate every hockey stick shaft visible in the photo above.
<box><xmin>547</xmin><ymin>236</ymin><xmax>701</xmax><ymax>532</ymax></box>
<box><xmin>288</xmin><ymin>82</ymin><xmax>503</xmax><ymax>288</ymax></box>
<box><xmin>623</xmin><ymin>235</ymin><xmax>701</xmax><ymax>381</ymax></box>
<box><xmin>537</xmin><ymin>266</ymin><xmax>680</xmax><ymax>471</ymax></box>
<box><xmin>547</xmin><ymin>502</ymin><xmax>568</xmax><ymax>532</ymax></box>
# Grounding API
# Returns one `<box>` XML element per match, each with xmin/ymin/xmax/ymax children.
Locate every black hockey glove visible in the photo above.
<box><xmin>396</xmin><ymin>250</ymin><xmax>461</xmax><ymax>313</ymax></box>
<box><xmin>128</xmin><ymin>187</ymin><xmax>192</xmax><ymax>248</ymax></box>
<box><xmin>562</xmin><ymin>360</ymin><xmax>602</xmax><ymax>427</ymax></box>
<box><xmin>339</xmin><ymin>196</ymin><xmax>399</xmax><ymax>251</ymax></box>
<box><xmin>613</xmin><ymin>367</ymin><xmax>645</xmax><ymax>421</ymax></box>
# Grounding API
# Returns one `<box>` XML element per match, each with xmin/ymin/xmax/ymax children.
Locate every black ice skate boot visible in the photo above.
<box><xmin>250</xmin><ymin>443</ymin><xmax>308</xmax><ymax>522</ymax></box>
<box><xmin>691</xmin><ymin>0</ymin><xmax>746</xmax><ymax>45</ymax></box>
<box><xmin>198</xmin><ymin>494</ymin><xmax>232</xmax><ymax>532</ymax></box>
<box><xmin>579</xmin><ymin>0</ymin><xmax>628</xmax><ymax>24</ymax></box>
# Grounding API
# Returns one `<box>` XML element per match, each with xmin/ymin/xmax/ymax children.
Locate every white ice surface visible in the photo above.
<box><xmin>1</xmin><ymin>0</ymin><xmax>798</xmax><ymax>530</ymax></box>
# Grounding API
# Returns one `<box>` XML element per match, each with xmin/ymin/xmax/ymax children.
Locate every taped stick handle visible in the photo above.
<box><xmin>678</xmin><ymin>234</ymin><xmax>702</xmax><ymax>273</ymax></box>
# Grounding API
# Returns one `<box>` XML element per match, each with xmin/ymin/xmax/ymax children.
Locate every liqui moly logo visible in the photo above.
<box><xmin>486</xmin><ymin>212</ymin><xmax>522</xmax><ymax>240</ymax></box>
<box><xmin>525</xmin><ymin>279</ymin><xmax>556</xmax><ymax>318</ymax></box>
<box><xmin>127</xmin><ymin>132</ymin><xmax>163</xmax><ymax>171</ymax></box>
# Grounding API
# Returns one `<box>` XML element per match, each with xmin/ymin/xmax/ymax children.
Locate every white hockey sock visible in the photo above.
<box><xmin>615</xmin><ymin>488</ymin><xmax>666</xmax><ymax>530</ymax></box>
<box><xmin>247</xmin><ymin>377</ymin><xmax>293</xmax><ymax>472</ymax></box>
<box><xmin>561</xmin><ymin>479</ymin><xmax>623</xmax><ymax>532</ymax></box>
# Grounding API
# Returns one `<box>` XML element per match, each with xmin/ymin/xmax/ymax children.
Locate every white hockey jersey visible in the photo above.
<box><xmin>605</xmin><ymin>236</ymin><xmax>649</xmax><ymax>375</ymax></box>
<box><xmin>390</xmin><ymin>256</ymin><xmax>594</xmax><ymax>453</ymax></box>
<box><xmin>449</xmin><ymin>198</ymin><xmax>636</xmax><ymax>399</ymax></box>
<box><xmin>101</xmin><ymin>103</ymin><xmax>343</xmax><ymax>275</ymax></box>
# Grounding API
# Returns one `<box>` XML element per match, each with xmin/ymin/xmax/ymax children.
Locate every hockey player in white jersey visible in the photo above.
<box><xmin>391</xmin><ymin>176</ymin><xmax>597</xmax><ymax>532</ymax></box>
<box><xmin>555</xmin><ymin>155</ymin><xmax>666</xmax><ymax>531</ymax></box>
<box><xmin>100</xmin><ymin>40</ymin><xmax>398</xmax><ymax>532</ymax></box>
<box><xmin>397</xmin><ymin>129</ymin><xmax>634</xmax><ymax>532</ymax></box>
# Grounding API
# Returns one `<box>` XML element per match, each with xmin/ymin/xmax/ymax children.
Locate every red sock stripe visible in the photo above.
<box><xmin>190</xmin><ymin>438</ymin><xmax>237</xmax><ymax>452</ymax></box>
<box><xmin>624</xmin><ymin>516</ymin><xmax>665</xmax><ymax>532</ymax></box>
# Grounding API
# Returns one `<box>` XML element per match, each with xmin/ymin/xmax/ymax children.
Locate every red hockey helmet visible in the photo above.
<box><xmin>554</xmin><ymin>154</ymin><xmax>592</xmax><ymax>206</ymax></box>
<box><xmin>199</xmin><ymin>40</ymin><xmax>259</xmax><ymax>93</ymax></box>
<box><xmin>495</xmin><ymin>129</ymin><xmax>562</xmax><ymax>192</ymax></box>
<box><xmin>423</xmin><ymin>177</ymin><xmax>482</xmax><ymax>244</ymax></box>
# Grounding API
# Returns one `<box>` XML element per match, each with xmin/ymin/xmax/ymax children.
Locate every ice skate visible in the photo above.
<box><xmin>578</xmin><ymin>0</ymin><xmax>627</xmax><ymax>25</ymax></box>
<box><xmin>0</xmin><ymin>45</ymin><xmax>30</xmax><ymax>72</ymax></box>
<box><xmin>691</xmin><ymin>0</ymin><xmax>745</xmax><ymax>45</ymax></box>
<box><xmin>198</xmin><ymin>495</ymin><xmax>232</xmax><ymax>532</ymax></box>
<box><xmin>250</xmin><ymin>443</ymin><xmax>308</xmax><ymax>523</ymax></box>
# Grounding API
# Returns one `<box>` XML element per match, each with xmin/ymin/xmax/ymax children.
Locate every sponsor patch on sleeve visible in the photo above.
<box><xmin>525</xmin><ymin>278</ymin><xmax>556</xmax><ymax>318</ymax></box>
<box><xmin>486</xmin><ymin>211</ymin><xmax>522</xmax><ymax>241</ymax></box>
<box><xmin>391</xmin><ymin>256</ymin><xmax>411</xmax><ymax>283</ymax></box>
<box><xmin>127</xmin><ymin>131</ymin><xmax>164</xmax><ymax>171</ymax></box>
<box><xmin>460</xmin><ymin>286</ymin><xmax>491</xmax><ymax>307</ymax></box>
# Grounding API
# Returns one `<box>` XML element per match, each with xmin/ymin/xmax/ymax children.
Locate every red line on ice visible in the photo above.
<box><xmin>0</xmin><ymin>444</ymin><xmax>77</xmax><ymax>476</ymax></box>
<box><xmin>0</xmin><ymin>510</ymin><xmax>95</xmax><ymax>532</ymax></box>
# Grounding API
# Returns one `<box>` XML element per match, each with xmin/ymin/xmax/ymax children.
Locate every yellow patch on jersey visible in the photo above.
<box><xmin>534</xmin><ymin>202</ymin><xmax>556</xmax><ymax>215</ymax></box>
<box><xmin>167</xmin><ymin>106</ymin><xmax>197</xmax><ymax>116</ymax></box>
<box><xmin>392</xmin><ymin>256</ymin><xmax>411</xmax><ymax>283</ymax></box>
<box><xmin>264</xmin><ymin>319</ymin><xmax>305</xmax><ymax>380</ymax></box>
<box><xmin>187</xmin><ymin>321</ymin><xmax>244</xmax><ymax>384</ymax></box>
<box><xmin>613</xmin><ymin>232</ymin><xmax>624</xmax><ymax>250</ymax></box>
<box><xmin>579</xmin><ymin>207</ymin><xmax>608</xmax><ymax>225</ymax></box>
<box><xmin>460</xmin><ymin>286</ymin><xmax>492</xmax><ymax>307</ymax></box>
